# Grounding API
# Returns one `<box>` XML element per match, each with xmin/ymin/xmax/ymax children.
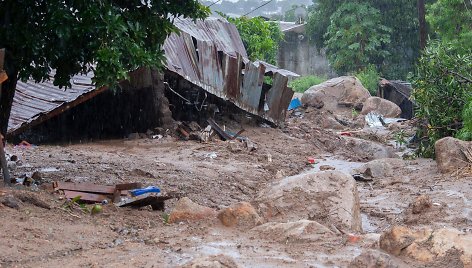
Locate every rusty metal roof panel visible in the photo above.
<box><xmin>8</xmin><ymin>73</ymin><xmax>98</xmax><ymax>134</ymax></box>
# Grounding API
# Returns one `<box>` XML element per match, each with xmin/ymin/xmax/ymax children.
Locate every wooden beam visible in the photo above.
<box><xmin>55</xmin><ymin>181</ymin><xmax>116</xmax><ymax>194</ymax></box>
<box><xmin>63</xmin><ymin>190</ymin><xmax>108</xmax><ymax>203</ymax></box>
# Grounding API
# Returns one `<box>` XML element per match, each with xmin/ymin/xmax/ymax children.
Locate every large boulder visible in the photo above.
<box><xmin>252</xmin><ymin>219</ymin><xmax>336</xmax><ymax>243</ymax></box>
<box><xmin>435</xmin><ymin>137</ymin><xmax>472</xmax><ymax>173</ymax></box>
<box><xmin>380</xmin><ymin>226</ymin><xmax>472</xmax><ymax>267</ymax></box>
<box><xmin>169</xmin><ymin>197</ymin><xmax>216</xmax><ymax>223</ymax></box>
<box><xmin>302</xmin><ymin>76</ymin><xmax>371</xmax><ymax>112</ymax></box>
<box><xmin>361</xmin><ymin>97</ymin><xmax>402</xmax><ymax>118</ymax></box>
<box><xmin>218</xmin><ymin>202</ymin><xmax>262</xmax><ymax>228</ymax></box>
<box><xmin>256</xmin><ymin>171</ymin><xmax>362</xmax><ymax>232</ymax></box>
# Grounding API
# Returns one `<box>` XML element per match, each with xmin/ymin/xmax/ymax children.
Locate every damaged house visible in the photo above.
<box><xmin>8</xmin><ymin>18</ymin><xmax>298</xmax><ymax>143</ymax></box>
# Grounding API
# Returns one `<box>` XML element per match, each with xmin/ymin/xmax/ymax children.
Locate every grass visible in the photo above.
<box><xmin>289</xmin><ymin>75</ymin><xmax>327</xmax><ymax>93</ymax></box>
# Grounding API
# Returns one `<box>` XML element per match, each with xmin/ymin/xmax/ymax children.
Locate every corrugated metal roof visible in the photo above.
<box><xmin>8</xmin><ymin>17</ymin><xmax>297</xmax><ymax>135</ymax></box>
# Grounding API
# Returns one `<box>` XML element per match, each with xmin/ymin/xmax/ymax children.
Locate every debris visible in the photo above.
<box><xmin>91</xmin><ymin>204</ymin><xmax>103</xmax><ymax>215</ymax></box>
<box><xmin>15</xmin><ymin>191</ymin><xmax>51</xmax><ymax>209</ymax></box>
<box><xmin>207</xmin><ymin>118</ymin><xmax>245</xmax><ymax>141</ymax></box>
<box><xmin>252</xmin><ymin>220</ymin><xmax>336</xmax><ymax>243</ymax></box>
<box><xmin>349</xmin><ymin>249</ymin><xmax>408</xmax><ymax>268</ymax></box>
<box><xmin>243</xmin><ymin>139</ymin><xmax>257</xmax><ymax>152</ymax></box>
<box><xmin>365</xmin><ymin>112</ymin><xmax>384</xmax><ymax>127</ymax></box>
<box><xmin>307</xmin><ymin>157</ymin><xmax>316</xmax><ymax>164</ymax></box>
<box><xmin>260</xmin><ymin>123</ymin><xmax>271</xmax><ymax>128</ymax></box>
<box><xmin>288</xmin><ymin>98</ymin><xmax>302</xmax><ymax>110</ymax></box>
<box><xmin>129</xmin><ymin>186</ymin><xmax>161</xmax><ymax>197</ymax></box>
<box><xmin>205</xmin><ymin>152</ymin><xmax>218</xmax><ymax>159</ymax></box>
<box><xmin>64</xmin><ymin>190</ymin><xmax>108</xmax><ymax>203</ymax></box>
<box><xmin>116</xmin><ymin>192</ymin><xmax>173</xmax><ymax>210</ymax></box>
<box><xmin>352</xmin><ymin>174</ymin><xmax>372</xmax><ymax>182</ymax></box>
<box><xmin>181</xmin><ymin>254</ymin><xmax>240</xmax><ymax>268</ymax></box>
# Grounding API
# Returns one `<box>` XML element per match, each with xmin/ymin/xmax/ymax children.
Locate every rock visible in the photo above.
<box><xmin>380</xmin><ymin>226</ymin><xmax>472</xmax><ymax>267</ymax></box>
<box><xmin>128</xmin><ymin>132</ymin><xmax>140</xmax><ymax>140</ymax></box>
<box><xmin>1</xmin><ymin>195</ymin><xmax>20</xmax><ymax>209</ymax></box>
<box><xmin>319</xmin><ymin>165</ymin><xmax>335</xmax><ymax>171</ymax></box>
<box><xmin>355</xmin><ymin>158</ymin><xmax>405</xmax><ymax>178</ymax></box>
<box><xmin>302</xmin><ymin>76</ymin><xmax>371</xmax><ymax>112</ymax></box>
<box><xmin>349</xmin><ymin>250</ymin><xmax>408</xmax><ymax>268</ymax></box>
<box><xmin>218</xmin><ymin>202</ymin><xmax>262</xmax><ymax>228</ymax></box>
<box><xmin>257</xmin><ymin>170</ymin><xmax>362</xmax><ymax>232</ymax></box>
<box><xmin>252</xmin><ymin>219</ymin><xmax>336</xmax><ymax>243</ymax></box>
<box><xmin>346</xmin><ymin>137</ymin><xmax>397</xmax><ymax>160</ymax></box>
<box><xmin>361</xmin><ymin>97</ymin><xmax>402</xmax><ymax>118</ymax></box>
<box><xmin>321</xmin><ymin>115</ymin><xmax>344</xmax><ymax>130</ymax></box>
<box><xmin>168</xmin><ymin>197</ymin><xmax>216</xmax><ymax>223</ymax></box>
<box><xmin>435</xmin><ymin>137</ymin><xmax>472</xmax><ymax>173</ymax></box>
<box><xmin>411</xmin><ymin>195</ymin><xmax>432</xmax><ymax>214</ymax></box>
<box><xmin>181</xmin><ymin>255</ymin><xmax>239</xmax><ymax>268</ymax></box>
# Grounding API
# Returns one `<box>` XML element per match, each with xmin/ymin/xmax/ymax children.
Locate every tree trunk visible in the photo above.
<box><xmin>417</xmin><ymin>0</ymin><xmax>426</xmax><ymax>50</ymax></box>
<box><xmin>0</xmin><ymin>50</ymin><xmax>18</xmax><ymax>186</ymax></box>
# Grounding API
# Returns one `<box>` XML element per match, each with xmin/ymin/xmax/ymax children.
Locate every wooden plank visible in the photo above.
<box><xmin>63</xmin><ymin>190</ymin><xmax>107</xmax><ymax>203</ymax></box>
<box><xmin>0</xmin><ymin>71</ymin><xmax>7</xmax><ymax>84</ymax></box>
<box><xmin>116</xmin><ymin>182</ymin><xmax>142</xmax><ymax>190</ymax></box>
<box><xmin>56</xmin><ymin>182</ymin><xmax>116</xmax><ymax>194</ymax></box>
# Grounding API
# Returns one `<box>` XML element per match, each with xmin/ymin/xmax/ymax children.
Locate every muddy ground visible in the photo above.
<box><xmin>1</xmin><ymin>108</ymin><xmax>471</xmax><ymax>268</ymax></box>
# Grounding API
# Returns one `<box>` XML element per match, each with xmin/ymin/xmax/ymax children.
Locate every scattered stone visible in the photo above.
<box><xmin>380</xmin><ymin>226</ymin><xmax>472</xmax><ymax>267</ymax></box>
<box><xmin>361</xmin><ymin>97</ymin><xmax>402</xmax><ymax>118</ymax></box>
<box><xmin>319</xmin><ymin>165</ymin><xmax>335</xmax><ymax>171</ymax></box>
<box><xmin>257</xmin><ymin>170</ymin><xmax>362</xmax><ymax>232</ymax></box>
<box><xmin>218</xmin><ymin>202</ymin><xmax>262</xmax><ymax>228</ymax></box>
<box><xmin>435</xmin><ymin>137</ymin><xmax>472</xmax><ymax>173</ymax></box>
<box><xmin>15</xmin><ymin>191</ymin><xmax>51</xmax><ymax>209</ymax></box>
<box><xmin>411</xmin><ymin>195</ymin><xmax>432</xmax><ymax>214</ymax></box>
<box><xmin>252</xmin><ymin>219</ymin><xmax>335</xmax><ymax>243</ymax></box>
<box><xmin>1</xmin><ymin>195</ymin><xmax>20</xmax><ymax>209</ymax></box>
<box><xmin>301</xmin><ymin>76</ymin><xmax>371</xmax><ymax>112</ymax></box>
<box><xmin>181</xmin><ymin>254</ymin><xmax>239</xmax><ymax>268</ymax></box>
<box><xmin>349</xmin><ymin>249</ymin><xmax>408</xmax><ymax>268</ymax></box>
<box><xmin>169</xmin><ymin>197</ymin><xmax>216</xmax><ymax>223</ymax></box>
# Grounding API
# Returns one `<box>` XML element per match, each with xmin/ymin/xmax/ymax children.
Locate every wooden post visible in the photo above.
<box><xmin>0</xmin><ymin>48</ymin><xmax>11</xmax><ymax>186</ymax></box>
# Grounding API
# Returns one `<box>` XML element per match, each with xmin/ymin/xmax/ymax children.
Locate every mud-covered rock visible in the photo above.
<box><xmin>411</xmin><ymin>195</ymin><xmax>432</xmax><ymax>214</ymax></box>
<box><xmin>257</xmin><ymin>170</ymin><xmax>362</xmax><ymax>232</ymax></box>
<box><xmin>361</xmin><ymin>97</ymin><xmax>402</xmax><ymax>118</ymax></box>
<box><xmin>380</xmin><ymin>226</ymin><xmax>472</xmax><ymax>267</ymax></box>
<box><xmin>252</xmin><ymin>219</ymin><xmax>335</xmax><ymax>243</ymax></box>
<box><xmin>345</xmin><ymin>137</ymin><xmax>397</xmax><ymax>161</ymax></box>
<box><xmin>218</xmin><ymin>202</ymin><xmax>262</xmax><ymax>228</ymax></box>
<box><xmin>181</xmin><ymin>254</ymin><xmax>239</xmax><ymax>268</ymax></box>
<box><xmin>435</xmin><ymin>137</ymin><xmax>472</xmax><ymax>173</ymax></box>
<box><xmin>349</xmin><ymin>249</ymin><xmax>407</xmax><ymax>268</ymax></box>
<box><xmin>302</xmin><ymin>76</ymin><xmax>371</xmax><ymax>112</ymax></box>
<box><xmin>355</xmin><ymin>158</ymin><xmax>405</xmax><ymax>178</ymax></box>
<box><xmin>169</xmin><ymin>197</ymin><xmax>216</xmax><ymax>223</ymax></box>
<box><xmin>1</xmin><ymin>195</ymin><xmax>20</xmax><ymax>209</ymax></box>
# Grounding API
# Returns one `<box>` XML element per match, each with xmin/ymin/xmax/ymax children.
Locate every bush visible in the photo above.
<box><xmin>356</xmin><ymin>65</ymin><xmax>380</xmax><ymax>95</ymax></box>
<box><xmin>289</xmin><ymin>75</ymin><xmax>326</xmax><ymax>93</ymax></box>
<box><xmin>412</xmin><ymin>40</ymin><xmax>472</xmax><ymax>157</ymax></box>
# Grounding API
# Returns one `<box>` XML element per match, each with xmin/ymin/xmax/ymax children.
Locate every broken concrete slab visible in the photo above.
<box><xmin>256</xmin><ymin>170</ymin><xmax>362</xmax><ymax>232</ymax></box>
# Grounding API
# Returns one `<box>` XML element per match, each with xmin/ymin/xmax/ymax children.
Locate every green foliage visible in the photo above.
<box><xmin>227</xmin><ymin>16</ymin><xmax>283</xmax><ymax>65</ymax></box>
<box><xmin>412</xmin><ymin>41</ymin><xmax>472</xmax><ymax>156</ymax></box>
<box><xmin>288</xmin><ymin>75</ymin><xmax>326</xmax><ymax>93</ymax></box>
<box><xmin>427</xmin><ymin>0</ymin><xmax>472</xmax><ymax>52</ymax></box>
<box><xmin>356</xmin><ymin>65</ymin><xmax>380</xmax><ymax>95</ymax></box>
<box><xmin>324</xmin><ymin>3</ymin><xmax>391</xmax><ymax>74</ymax></box>
<box><xmin>456</xmin><ymin>100</ymin><xmax>472</xmax><ymax>141</ymax></box>
<box><xmin>0</xmin><ymin>1</ymin><xmax>210</xmax><ymax>88</ymax></box>
<box><xmin>307</xmin><ymin>0</ymin><xmax>421</xmax><ymax>79</ymax></box>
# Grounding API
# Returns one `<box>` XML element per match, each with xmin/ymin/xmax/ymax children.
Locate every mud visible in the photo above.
<box><xmin>1</xmin><ymin>108</ymin><xmax>471</xmax><ymax>267</ymax></box>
